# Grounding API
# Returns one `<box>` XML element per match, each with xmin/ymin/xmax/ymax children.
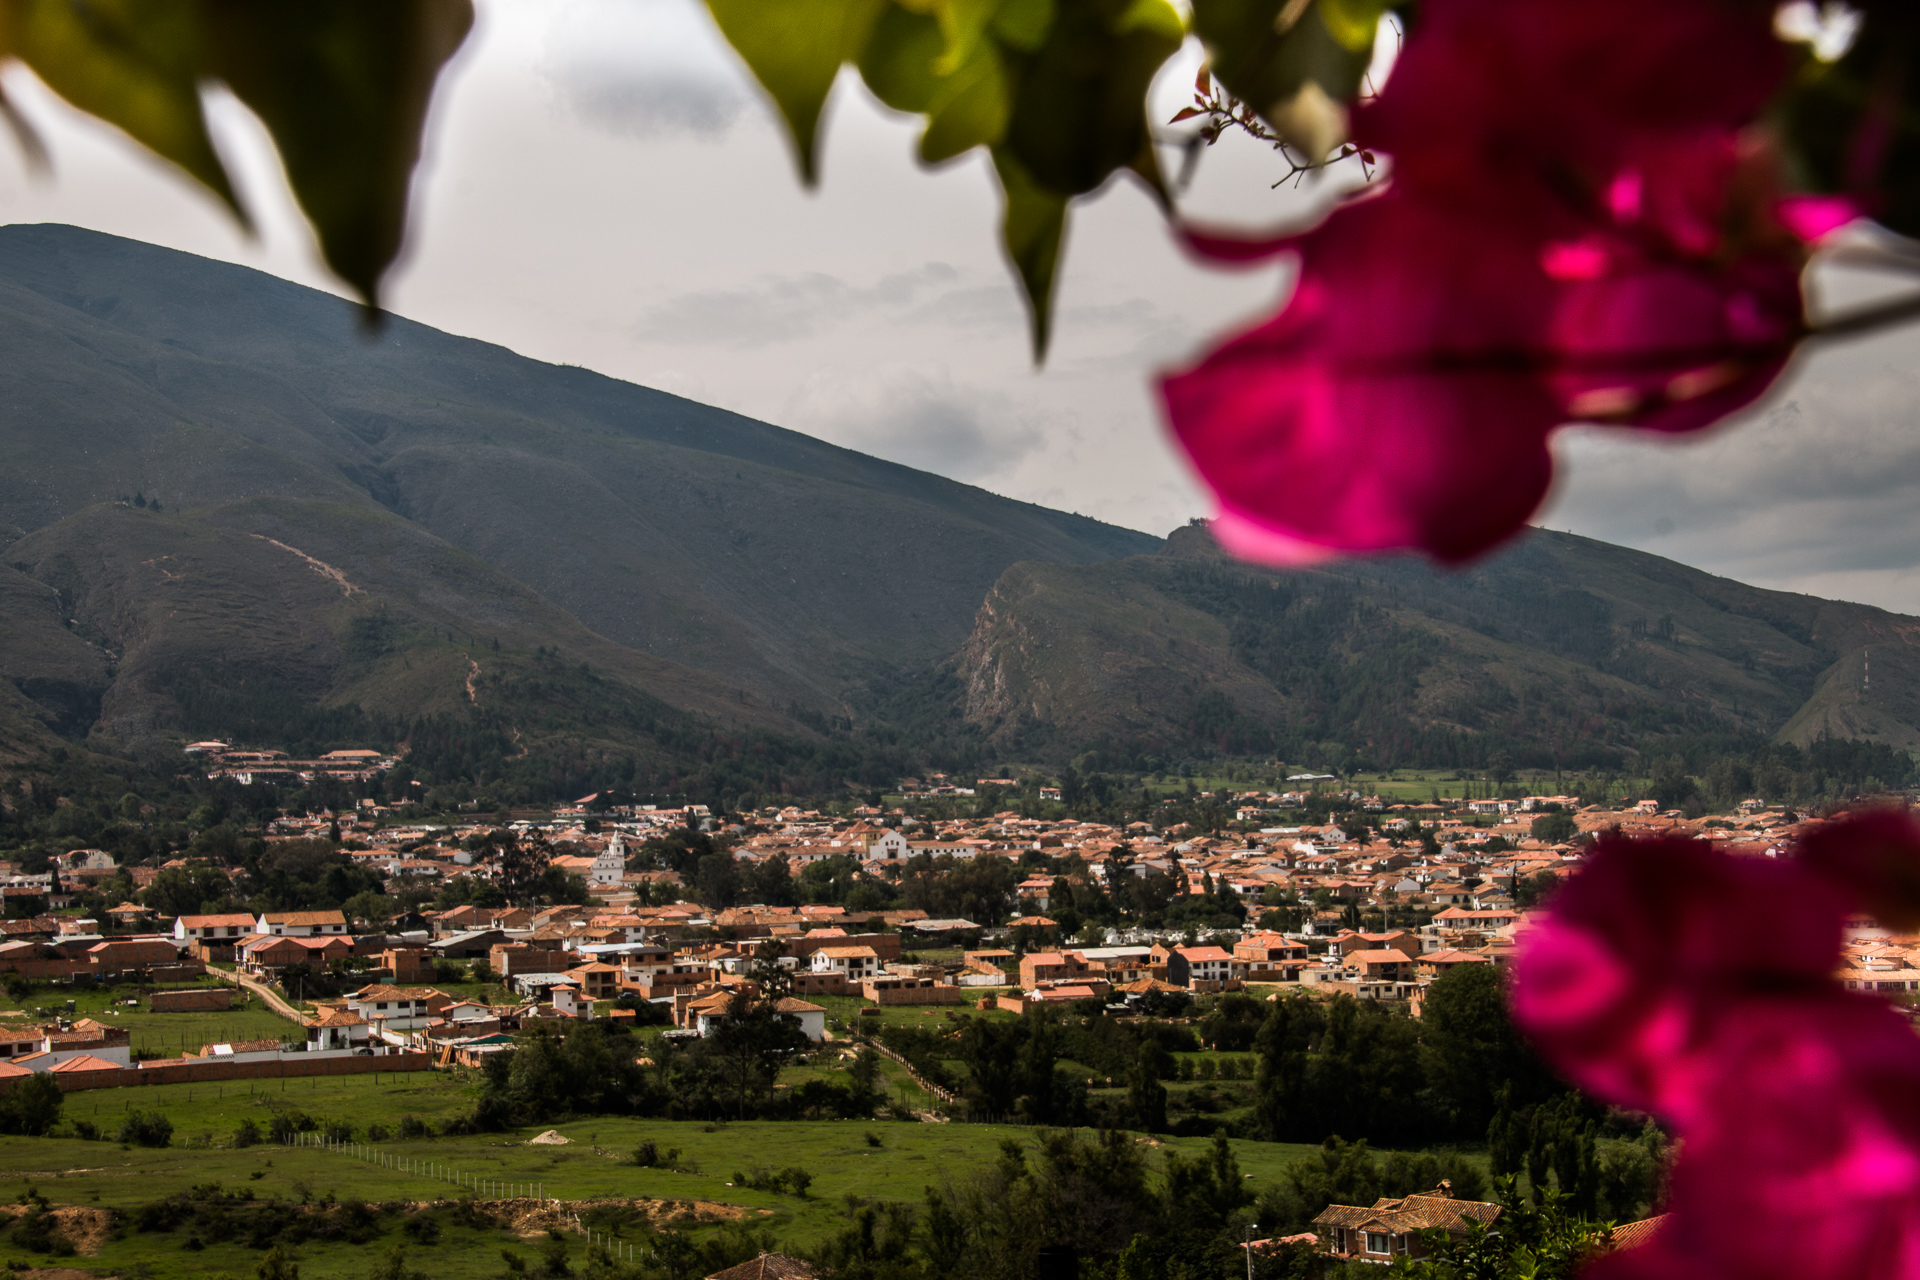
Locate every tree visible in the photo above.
<box><xmin>0</xmin><ymin>1074</ymin><xmax>62</xmax><ymax>1136</ymax></box>
<box><xmin>1531</xmin><ymin>811</ymin><xmax>1578</xmax><ymax>843</ymax></box>
<box><xmin>694</xmin><ymin>852</ymin><xmax>742</xmax><ymax>910</ymax></box>
<box><xmin>706</xmin><ymin>990</ymin><xmax>809</xmax><ymax>1119</ymax></box>
<box><xmin>497</xmin><ymin>836</ymin><xmax>552</xmax><ymax>905</ymax></box>
<box><xmin>1127</xmin><ymin>1043</ymin><xmax>1167</xmax><ymax>1133</ymax></box>
<box><xmin>1422</xmin><ymin>963</ymin><xmax>1561</xmax><ymax>1137</ymax></box>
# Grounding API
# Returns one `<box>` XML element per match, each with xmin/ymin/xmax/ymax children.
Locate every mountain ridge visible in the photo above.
<box><xmin>0</xmin><ymin>222</ymin><xmax>1916</xmax><ymax>787</ymax></box>
<box><xmin>955</xmin><ymin>525</ymin><xmax>1920</xmax><ymax>767</ymax></box>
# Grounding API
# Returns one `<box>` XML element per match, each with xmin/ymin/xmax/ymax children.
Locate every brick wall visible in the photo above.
<box><xmin>862</xmin><ymin>981</ymin><xmax>966</xmax><ymax>1006</ymax></box>
<box><xmin>0</xmin><ymin>1050</ymin><xmax>432</xmax><ymax>1093</ymax></box>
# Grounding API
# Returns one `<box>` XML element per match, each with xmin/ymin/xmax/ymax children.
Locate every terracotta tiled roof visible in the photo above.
<box><xmin>704</xmin><ymin>1253</ymin><xmax>819</xmax><ymax>1280</ymax></box>
<box><xmin>1314</xmin><ymin>1193</ymin><xmax>1501</xmax><ymax>1234</ymax></box>
<box><xmin>49</xmin><ymin>1054</ymin><xmax>124</xmax><ymax>1073</ymax></box>
<box><xmin>1600</xmin><ymin>1215</ymin><xmax>1668</xmax><ymax>1252</ymax></box>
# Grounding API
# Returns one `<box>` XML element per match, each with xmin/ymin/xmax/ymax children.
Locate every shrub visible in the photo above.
<box><xmin>397</xmin><ymin>1115</ymin><xmax>431</xmax><ymax>1139</ymax></box>
<box><xmin>631</xmin><ymin>1141</ymin><xmax>680</xmax><ymax>1168</ymax></box>
<box><xmin>234</xmin><ymin>1119</ymin><xmax>263</xmax><ymax>1148</ymax></box>
<box><xmin>366</xmin><ymin>1123</ymin><xmax>390</xmax><ymax>1142</ymax></box>
<box><xmin>72</xmin><ymin>1120</ymin><xmax>99</xmax><ymax>1141</ymax></box>
<box><xmin>118</xmin><ymin>1111</ymin><xmax>174</xmax><ymax>1148</ymax></box>
<box><xmin>321</xmin><ymin>1119</ymin><xmax>354</xmax><ymax>1143</ymax></box>
<box><xmin>734</xmin><ymin>1167</ymin><xmax>814</xmax><ymax>1197</ymax></box>
<box><xmin>267</xmin><ymin>1110</ymin><xmax>315</xmax><ymax>1144</ymax></box>
<box><xmin>864</xmin><ymin>1131</ymin><xmax>883</xmax><ymax>1148</ymax></box>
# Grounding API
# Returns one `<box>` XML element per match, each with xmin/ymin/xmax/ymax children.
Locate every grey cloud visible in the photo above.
<box><xmin>633</xmin><ymin>263</ymin><xmax>961</xmax><ymax>346</ymax></box>
<box><xmin>560</xmin><ymin>68</ymin><xmax>746</xmax><ymax>140</ymax></box>
<box><xmin>1543</xmin><ymin>339</ymin><xmax>1920</xmax><ymax>612</ymax></box>
<box><xmin>542</xmin><ymin>0</ymin><xmax>749</xmax><ymax>141</ymax></box>
<box><xmin>792</xmin><ymin>376</ymin><xmax>1045</xmax><ymax>484</ymax></box>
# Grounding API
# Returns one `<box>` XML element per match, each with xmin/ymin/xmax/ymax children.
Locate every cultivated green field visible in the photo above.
<box><xmin>0</xmin><ymin>1065</ymin><xmax>1379</xmax><ymax>1280</ymax></box>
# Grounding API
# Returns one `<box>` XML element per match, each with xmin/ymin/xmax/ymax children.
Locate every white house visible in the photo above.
<box><xmin>810</xmin><ymin>945</ymin><xmax>881</xmax><ymax>980</ymax></box>
<box><xmin>307</xmin><ymin>1007</ymin><xmax>371</xmax><ymax>1051</ymax></box>
<box><xmin>174</xmin><ymin>913</ymin><xmax>257</xmax><ymax>944</ymax></box>
<box><xmin>695</xmin><ymin>995</ymin><xmax>826</xmax><ymax>1042</ymax></box>
<box><xmin>256</xmin><ymin>910</ymin><xmax>349</xmax><ymax>937</ymax></box>
<box><xmin>345</xmin><ymin>984</ymin><xmax>440</xmax><ymax>1031</ymax></box>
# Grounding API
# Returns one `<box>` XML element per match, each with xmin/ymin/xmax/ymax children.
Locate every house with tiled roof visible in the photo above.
<box><xmin>255</xmin><ymin>910</ymin><xmax>348</xmax><ymax>937</ymax></box>
<box><xmin>306</xmin><ymin>1006</ymin><xmax>371</xmax><ymax>1051</ymax></box>
<box><xmin>704</xmin><ymin>1252</ymin><xmax>819</xmax><ymax>1280</ymax></box>
<box><xmin>1597</xmin><ymin>1215</ymin><xmax>1667</xmax><ymax>1253</ymax></box>
<box><xmin>1166</xmin><ymin>945</ymin><xmax>1237</xmax><ymax>990</ymax></box>
<box><xmin>1312</xmin><ymin>1186</ymin><xmax>1501</xmax><ymax>1262</ymax></box>
<box><xmin>171</xmin><ymin>917</ymin><xmax>255</xmax><ymax>948</ymax></box>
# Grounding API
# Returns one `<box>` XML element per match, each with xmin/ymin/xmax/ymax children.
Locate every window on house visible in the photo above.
<box><xmin>1366</xmin><ymin>1233</ymin><xmax>1389</xmax><ymax>1254</ymax></box>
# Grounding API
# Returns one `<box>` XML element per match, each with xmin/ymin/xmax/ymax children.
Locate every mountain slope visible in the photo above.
<box><xmin>958</xmin><ymin>525</ymin><xmax>1920</xmax><ymax>764</ymax></box>
<box><xmin>0</xmin><ymin>223</ymin><xmax>1158</xmax><ymax>709</ymax></box>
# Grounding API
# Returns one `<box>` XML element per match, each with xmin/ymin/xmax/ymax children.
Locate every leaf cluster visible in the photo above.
<box><xmin>706</xmin><ymin>0</ymin><xmax>1184</xmax><ymax>357</ymax></box>
<box><xmin>0</xmin><ymin>0</ymin><xmax>470</xmax><ymax>306</ymax></box>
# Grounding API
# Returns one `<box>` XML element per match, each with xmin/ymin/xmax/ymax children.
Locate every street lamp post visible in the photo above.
<box><xmin>1245</xmin><ymin>1222</ymin><xmax>1259</xmax><ymax>1280</ymax></box>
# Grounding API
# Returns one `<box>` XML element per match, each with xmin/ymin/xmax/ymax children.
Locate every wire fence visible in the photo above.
<box><xmin>283</xmin><ymin>1131</ymin><xmax>652</xmax><ymax>1265</ymax></box>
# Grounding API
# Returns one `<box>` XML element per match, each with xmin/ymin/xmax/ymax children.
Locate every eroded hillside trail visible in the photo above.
<box><xmin>249</xmin><ymin>535</ymin><xmax>361</xmax><ymax>596</ymax></box>
<box><xmin>465</xmin><ymin>655</ymin><xmax>481</xmax><ymax>704</ymax></box>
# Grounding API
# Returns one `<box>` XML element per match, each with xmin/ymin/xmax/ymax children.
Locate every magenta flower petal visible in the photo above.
<box><xmin>1798</xmin><ymin>808</ymin><xmax>1920</xmax><ymax>930</ymax></box>
<box><xmin>1160</xmin><ymin>191</ymin><xmax>1564</xmax><ymax>562</ymax></box>
<box><xmin>1517</xmin><ymin>832</ymin><xmax>1920</xmax><ymax>1280</ymax></box>
<box><xmin>1161</xmin><ymin>0</ymin><xmax>1810</xmax><ymax>563</ymax></box>
<box><xmin>1777</xmin><ymin>195</ymin><xmax>1862</xmax><ymax>242</ymax></box>
<box><xmin>1358</xmin><ymin>0</ymin><xmax>1785</xmax><ymax>205</ymax></box>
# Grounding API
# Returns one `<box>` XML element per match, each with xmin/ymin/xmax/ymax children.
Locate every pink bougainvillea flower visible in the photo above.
<box><xmin>1159</xmin><ymin>0</ymin><xmax>1827</xmax><ymax>562</ymax></box>
<box><xmin>1162</xmin><ymin>191</ymin><xmax>1565</xmax><ymax>562</ymax></box>
<box><xmin>1798</xmin><ymin>806</ymin><xmax>1920</xmax><ymax>929</ymax></box>
<box><xmin>1514</xmin><ymin>827</ymin><xmax>1920</xmax><ymax>1280</ymax></box>
<box><xmin>1356</xmin><ymin>0</ymin><xmax>1785</xmax><ymax>207</ymax></box>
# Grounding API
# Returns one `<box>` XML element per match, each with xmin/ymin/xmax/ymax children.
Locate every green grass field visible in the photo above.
<box><xmin>0</xmin><ymin>982</ymin><xmax>300</xmax><ymax>1059</ymax></box>
<box><xmin>0</xmin><ymin>1063</ymin><xmax>1485</xmax><ymax>1280</ymax></box>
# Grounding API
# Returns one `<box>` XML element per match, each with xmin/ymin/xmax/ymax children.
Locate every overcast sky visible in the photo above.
<box><xmin>2</xmin><ymin>0</ymin><xmax>1919</xmax><ymax>615</ymax></box>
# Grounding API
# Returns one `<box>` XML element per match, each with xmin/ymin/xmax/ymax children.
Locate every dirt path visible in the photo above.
<box><xmin>208</xmin><ymin>968</ymin><xmax>306</xmax><ymax>1024</ymax></box>
<box><xmin>465</xmin><ymin>656</ymin><xmax>482</xmax><ymax>704</ymax></box>
<box><xmin>248</xmin><ymin>535</ymin><xmax>361</xmax><ymax>596</ymax></box>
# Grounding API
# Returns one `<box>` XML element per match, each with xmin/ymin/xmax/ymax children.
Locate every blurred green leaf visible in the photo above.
<box><xmin>857</xmin><ymin>3</ymin><xmax>1012</xmax><ymax>163</ymax></box>
<box><xmin>1189</xmin><ymin>0</ymin><xmax>1382</xmax><ymax>157</ymax></box>
<box><xmin>707</xmin><ymin>0</ymin><xmax>887</xmax><ymax>185</ymax></box>
<box><xmin>993</xmin><ymin>146</ymin><xmax>1068</xmax><ymax>360</ymax></box>
<box><xmin>202</xmin><ymin>0</ymin><xmax>474</xmax><ymax>311</ymax></box>
<box><xmin>1317</xmin><ymin>0</ymin><xmax>1386</xmax><ymax>52</ymax></box>
<box><xmin>0</xmin><ymin>0</ymin><xmax>471</xmax><ymax>311</ymax></box>
<box><xmin>859</xmin><ymin>4</ymin><xmax>948</xmax><ymax>113</ymax></box>
<box><xmin>1776</xmin><ymin>9</ymin><xmax>1920</xmax><ymax>239</ymax></box>
<box><xmin>999</xmin><ymin>0</ymin><xmax>1180</xmax><ymax>199</ymax></box>
<box><xmin>990</xmin><ymin>0</ymin><xmax>1056</xmax><ymax>52</ymax></box>
<box><xmin>718</xmin><ymin>0</ymin><xmax>1172</xmax><ymax>360</ymax></box>
<box><xmin>0</xmin><ymin>0</ymin><xmax>241</xmax><ymax>220</ymax></box>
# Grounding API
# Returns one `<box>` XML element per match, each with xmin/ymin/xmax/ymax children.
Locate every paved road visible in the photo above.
<box><xmin>208</xmin><ymin>967</ymin><xmax>307</xmax><ymax>1024</ymax></box>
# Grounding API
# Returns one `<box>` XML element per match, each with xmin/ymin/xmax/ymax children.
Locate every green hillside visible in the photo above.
<box><xmin>0</xmin><ymin>223</ymin><xmax>1156</xmax><ymax>713</ymax></box>
<box><xmin>958</xmin><ymin>525</ymin><xmax>1920</xmax><ymax>767</ymax></box>
<box><xmin>0</xmin><ymin>222</ymin><xmax>1914</xmax><ymax>793</ymax></box>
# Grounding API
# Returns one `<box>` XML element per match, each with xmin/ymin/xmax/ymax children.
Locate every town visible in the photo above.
<box><xmin>0</xmin><ymin>738</ymin><xmax>1899</xmax><ymax>1278</ymax></box>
